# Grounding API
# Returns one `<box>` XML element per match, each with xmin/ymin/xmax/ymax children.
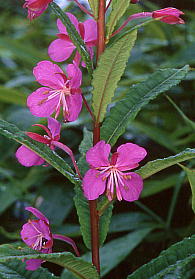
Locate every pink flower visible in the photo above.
<box><xmin>23</xmin><ymin>0</ymin><xmax>53</xmax><ymax>20</ymax></box>
<box><xmin>21</xmin><ymin>207</ymin><xmax>79</xmax><ymax>270</ymax></box>
<box><xmin>83</xmin><ymin>141</ymin><xmax>147</xmax><ymax>202</ymax></box>
<box><xmin>152</xmin><ymin>7</ymin><xmax>184</xmax><ymax>24</ymax></box>
<box><xmin>27</xmin><ymin>60</ymin><xmax>82</xmax><ymax>121</ymax></box>
<box><xmin>16</xmin><ymin>117</ymin><xmax>61</xmax><ymax>167</ymax></box>
<box><xmin>48</xmin><ymin>13</ymin><xmax>97</xmax><ymax>66</ymax></box>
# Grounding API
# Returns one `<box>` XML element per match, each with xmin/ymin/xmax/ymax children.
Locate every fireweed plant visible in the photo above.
<box><xmin>0</xmin><ymin>0</ymin><xmax>195</xmax><ymax>278</ymax></box>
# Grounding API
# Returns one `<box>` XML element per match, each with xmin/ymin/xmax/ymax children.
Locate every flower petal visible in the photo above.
<box><xmin>57</xmin><ymin>13</ymin><xmax>80</xmax><ymax>35</ymax></box>
<box><xmin>119</xmin><ymin>172</ymin><xmax>143</xmax><ymax>202</ymax></box>
<box><xmin>83</xmin><ymin>169</ymin><xmax>106</xmax><ymax>200</ymax></box>
<box><xmin>25</xmin><ymin>206</ymin><xmax>49</xmax><ymax>224</ymax></box>
<box><xmin>47</xmin><ymin>117</ymin><xmax>61</xmax><ymax>139</ymax></box>
<box><xmin>116</xmin><ymin>143</ymin><xmax>147</xmax><ymax>171</ymax></box>
<box><xmin>66</xmin><ymin>63</ymin><xmax>82</xmax><ymax>88</ymax></box>
<box><xmin>16</xmin><ymin>145</ymin><xmax>44</xmax><ymax>167</ymax></box>
<box><xmin>48</xmin><ymin>39</ymin><xmax>75</xmax><ymax>62</ymax></box>
<box><xmin>83</xmin><ymin>19</ymin><xmax>97</xmax><ymax>45</ymax></box>
<box><xmin>65</xmin><ymin>93</ymin><xmax>82</xmax><ymax>122</ymax></box>
<box><xmin>86</xmin><ymin>140</ymin><xmax>111</xmax><ymax>168</ymax></box>
<box><xmin>25</xmin><ymin>259</ymin><xmax>43</xmax><ymax>271</ymax></box>
<box><xmin>27</xmin><ymin>87</ymin><xmax>59</xmax><ymax>117</ymax></box>
<box><xmin>33</xmin><ymin>61</ymin><xmax>64</xmax><ymax>89</ymax></box>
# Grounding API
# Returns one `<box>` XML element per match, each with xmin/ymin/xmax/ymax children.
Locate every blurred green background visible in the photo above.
<box><xmin>0</xmin><ymin>0</ymin><xmax>195</xmax><ymax>278</ymax></box>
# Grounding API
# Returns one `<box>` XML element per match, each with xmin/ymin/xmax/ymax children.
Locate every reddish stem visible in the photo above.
<box><xmin>72</xmin><ymin>0</ymin><xmax>94</xmax><ymax>17</ymax></box>
<box><xmin>96</xmin><ymin>0</ymin><xmax>106</xmax><ymax>61</ymax></box>
<box><xmin>82</xmin><ymin>94</ymin><xmax>95</xmax><ymax>121</ymax></box>
<box><xmin>106</xmin><ymin>0</ymin><xmax>112</xmax><ymax>11</ymax></box>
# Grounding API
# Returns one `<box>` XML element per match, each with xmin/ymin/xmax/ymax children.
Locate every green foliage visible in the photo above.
<box><xmin>136</xmin><ymin>148</ymin><xmax>195</xmax><ymax>179</ymax></box>
<box><xmin>50</xmin><ymin>2</ymin><xmax>93</xmax><ymax>77</ymax></box>
<box><xmin>127</xmin><ymin>235</ymin><xmax>195</xmax><ymax>279</ymax></box>
<box><xmin>0</xmin><ymin>120</ymin><xmax>79</xmax><ymax>184</ymax></box>
<box><xmin>101</xmin><ymin>65</ymin><xmax>189</xmax><ymax>146</ymax></box>
<box><xmin>106</xmin><ymin>0</ymin><xmax>130</xmax><ymax>39</ymax></box>
<box><xmin>0</xmin><ymin>244</ymin><xmax>99</xmax><ymax>279</ymax></box>
<box><xmin>0</xmin><ymin>261</ymin><xmax>59</xmax><ymax>279</ymax></box>
<box><xmin>92</xmin><ymin>30</ymin><xmax>137</xmax><ymax>122</ymax></box>
<box><xmin>88</xmin><ymin>0</ymin><xmax>98</xmax><ymax>19</ymax></box>
<box><xmin>0</xmin><ymin>86</ymin><xmax>26</xmax><ymax>106</ymax></box>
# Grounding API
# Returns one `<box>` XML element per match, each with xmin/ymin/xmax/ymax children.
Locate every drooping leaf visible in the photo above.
<box><xmin>136</xmin><ymin>148</ymin><xmax>195</xmax><ymax>179</ymax></box>
<box><xmin>50</xmin><ymin>2</ymin><xmax>93</xmax><ymax>77</ymax></box>
<box><xmin>0</xmin><ymin>120</ymin><xmax>79</xmax><ymax>184</ymax></box>
<box><xmin>179</xmin><ymin>165</ymin><xmax>195</xmax><ymax>214</ymax></box>
<box><xmin>0</xmin><ymin>244</ymin><xmax>99</xmax><ymax>279</ymax></box>
<box><xmin>106</xmin><ymin>0</ymin><xmax>130</xmax><ymax>39</ymax></box>
<box><xmin>0</xmin><ymin>86</ymin><xmax>26</xmax><ymax>106</ymax></box>
<box><xmin>88</xmin><ymin>0</ymin><xmax>98</xmax><ymax>19</ymax></box>
<box><xmin>92</xmin><ymin>30</ymin><xmax>137</xmax><ymax>123</ymax></box>
<box><xmin>127</xmin><ymin>235</ymin><xmax>195</xmax><ymax>279</ymax></box>
<box><xmin>101</xmin><ymin>65</ymin><xmax>189</xmax><ymax>145</ymax></box>
<box><xmin>0</xmin><ymin>260</ymin><xmax>59</xmax><ymax>279</ymax></box>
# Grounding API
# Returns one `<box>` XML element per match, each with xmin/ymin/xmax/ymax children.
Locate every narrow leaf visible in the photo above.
<box><xmin>136</xmin><ymin>148</ymin><xmax>195</xmax><ymax>179</ymax></box>
<box><xmin>92</xmin><ymin>30</ymin><xmax>137</xmax><ymax>123</ymax></box>
<box><xmin>0</xmin><ymin>120</ymin><xmax>79</xmax><ymax>184</ymax></box>
<box><xmin>50</xmin><ymin>2</ymin><xmax>93</xmax><ymax>77</ymax></box>
<box><xmin>0</xmin><ymin>244</ymin><xmax>99</xmax><ymax>279</ymax></box>
<box><xmin>179</xmin><ymin>165</ymin><xmax>195</xmax><ymax>213</ymax></box>
<box><xmin>88</xmin><ymin>0</ymin><xmax>98</xmax><ymax>19</ymax></box>
<box><xmin>106</xmin><ymin>0</ymin><xmax>130</xmax><ymax>39</ymax></box>
<box><xmin>101</xmin><ymin>65</ymin><xmax>189</xmax><ymax>146</ymax></box>
<box><xmin>127</xmin><ymin>235</ymin><xmax>195</xmax><ymax>279</ymax></box>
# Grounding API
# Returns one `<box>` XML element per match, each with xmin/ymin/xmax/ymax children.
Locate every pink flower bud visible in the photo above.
<box><xmin>152</xmin><ymin>7</ymin><xmax>184</xmax><ymax>24</ymax></box>
<box><xmin>23</xmin><ymin>0</ymin><xmax>53</xmax><ymax>20</ymax></box>
<box><xmin>130</xmin><ymin>0</ymin><xmax>139</xmax><ymax>4</ymax></box>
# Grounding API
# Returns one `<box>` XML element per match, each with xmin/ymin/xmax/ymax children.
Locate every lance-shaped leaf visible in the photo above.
<box><xmin>0</xmin><ymin>244</ymin><xmax>99</xmax><ymax>279</ymax></box>
<box><xmin>106</xmin><ymin>0</ymin><xmax>130</xmax><ymax>39</ymax></box>
<box><xmin>101</xmin><ymin>65</ymin><xmax>189</xmax><ymax>145</ymax></box>
<box><xmin>0</xmin><ymin>120</ymin><xmax>79</xmax><ymax>184</ymax></box>
<box><xmin>127</xmin><ymin>234</ymin><xmax>195</xmax><ymax>279</ymax></box>
<box><xmin>0</xmin><ymin>261</ymin><xmax>59</xmax><ymax>279</ymax></box>
<box><xmin>136</xmin><ymin>148</ymin><xmax>195</xmax><ymax>179</ymax></box>
<box><xmin>88</xmin><ymin>0</ymin><xmax>98</xmax><ymax>19</ymax></box>
<box><xmin>50</xmin><ymin>2</ymin><xmax>93</xmax><ymax>77</ymax></box>
<box><xmin>92</xmin><ymin>30</ymin><xmax>137</xmax><ymax>123</ymax></box>
<box><xmin>179</xmin><ymin>165</ymin><xmax>195</xmax><ymax>213</ymax></box>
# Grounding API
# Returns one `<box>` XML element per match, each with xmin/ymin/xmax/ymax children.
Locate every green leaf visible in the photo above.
<box><xmin>0</xmin><ymin>244</ymin><xmax>99</xmax><ymax>279</ymax></box>
<box><xmin>50</xmin><ymin>2</ymin><xmax>93</xmax><ymax>77</ymax></box>
<box><xmin>0</xmin><ymin>261</ymin><xmax>59</xmax><ymax>279</ymax></box>
<box><xmin>0</xmin><ymin>183</ymin><xmax>21</xmax><ymax>214</ymax></box>
<box><xmin>101</xmin><ymin>65</ymin><xmax>189</xmax><ymax>146</ymax></box>
<box><xmin>179</xmin><ymin>165</ymin><xmax>195</xmax><ymax>214</ymax></box>
<box><xmin>0</xmin><ymin>120</ymin><xmax>79</xmax><ymax>184</ymax></box>
<box><xmin>127</xmin><ymin>235</ymin><xmax>195</xmax><ymax>279</ymax></box>
<box><xmin>136</xmin><ymin>148</ymin><xmax>195</xmax><ymax>179</ymax></box>
<box><xmin>0</xmin><ymin>86</ymin><xmax>26</xmax><ymax>106</ymax></box>
<box><xmin>88</xmin><ymin>0</ymin><xmax>98</xmax><ymax>19</ymax></box>
<box><xmin>106</xmin><ymin>0</ymin><xmax>130</xmax><ymax>39</ymax></box>
<box><xmin>92</xmin><ymin>30</ymin><xmax>137</xmax><ymax>123</ymax></box>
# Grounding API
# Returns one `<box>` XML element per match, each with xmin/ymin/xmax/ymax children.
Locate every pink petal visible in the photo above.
<box><xmin>116</xmin><ymin>143</ymin><xmax>147</xmax><ymax>171</ymax></box>
<box><xmin>119</xmin><ymin>172</ymin><xmax>143</xmax><ymax>202</ymax></box>
<box><xmin>27</xmin><ymin>87</ymin><xmax>59</xmax><ymax>117</ymax></box>
<box><xmin>83</xmin><ymin>19</ymin><xmax>97</xmax><ymax>45</ymax></box>
<box><xmin>86</xmin><ymin>140</ymin><xmax>111</xmax><ymax>168</ymax></box>
<box><xmin>16</xmin><ymin>145</ymin><xmax>44</xmax><ymax>167</ymax></box>
<box><xmin>57</xmin><ymin>13</ymin><xmax>80</xmax><ymax>35</ymax></box>
<box><xmin>25</xmin><ymin>206</ymin><xmax>49</xmax><ymax>224</ymax></box>
<box><xmin>83</xmin><ymin>169</ymin><xmax>106</xmax><ymax>200</ymax></box>
<box><xmin>33</xmin><ymin>61</ymin><xmax>64</xmax><ymax>89</ymax></box>
<box><xmin>48</xmin><ymin>39</ymin><xmax>76</xmax><ymax>62</ymax></box>
<box><xmin>65</xmin><ymin>93</ymin><xmax>82</xmax><ymax>122</ymax></box>
<box><xmin>66</xmin><ymin>63</ymin><xmax>82</xmax><ymax>88</ymax></box>
<box><xmin>25</xmin><ymin>259</ymin><xmax>43</xmax><ymax>271</ymax></box>
<box><xmin>47</xmin><ymin>117</ymin><xmax>61</xmax><ymax>139</ymax></box>
<box><xmin>52</xmin><ymin>234</ymin><xmax>80</xmax><ymax>256</ymax></box>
